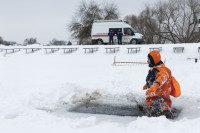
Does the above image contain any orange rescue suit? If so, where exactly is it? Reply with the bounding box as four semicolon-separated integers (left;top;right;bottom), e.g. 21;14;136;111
144;51;172;110
145;64;172;109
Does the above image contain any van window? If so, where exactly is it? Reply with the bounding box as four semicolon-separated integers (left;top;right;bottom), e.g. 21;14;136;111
109;28;122;35
124;28;134;35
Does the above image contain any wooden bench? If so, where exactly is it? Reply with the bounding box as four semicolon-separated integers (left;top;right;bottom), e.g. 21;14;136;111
23;48;41;54
198;47;200;53
3;48;22;54
127;47;141;53
173;47;184;53
83;47;99;53
43;48;60;54
61;48;78;53
105;47;120;53
149;47;162;52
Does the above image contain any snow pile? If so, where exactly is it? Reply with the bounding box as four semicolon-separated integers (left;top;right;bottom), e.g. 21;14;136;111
0;43;200;133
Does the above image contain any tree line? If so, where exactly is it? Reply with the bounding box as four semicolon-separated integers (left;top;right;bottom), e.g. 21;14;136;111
69;0;200;44
0;36;70;46
0;37;39;46
0;36;17;46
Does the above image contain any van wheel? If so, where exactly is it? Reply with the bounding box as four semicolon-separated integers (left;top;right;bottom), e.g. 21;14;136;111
130;39;137;44
97;39;103;45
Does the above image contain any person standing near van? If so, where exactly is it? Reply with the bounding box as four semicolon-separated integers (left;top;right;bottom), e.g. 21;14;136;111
108;30;115;44
143;50;174;119
117;29;123;44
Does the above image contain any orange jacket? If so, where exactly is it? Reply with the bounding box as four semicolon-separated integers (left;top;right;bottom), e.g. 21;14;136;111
145;51;172;109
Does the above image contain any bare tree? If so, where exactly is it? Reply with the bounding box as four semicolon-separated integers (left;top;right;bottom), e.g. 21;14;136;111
24;38;37;45
147;0;200;43
49;39;67;45
0;36;3;44
125;0;200;44
101;1;119;20
0;36;16;46
125;8;162;44
68;0;119;44
69;1;102;44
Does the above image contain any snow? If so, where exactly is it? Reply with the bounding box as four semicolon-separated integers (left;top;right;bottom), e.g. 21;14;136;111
0;43;200;133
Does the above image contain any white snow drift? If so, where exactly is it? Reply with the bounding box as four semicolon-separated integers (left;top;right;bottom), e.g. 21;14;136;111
0;43;200;133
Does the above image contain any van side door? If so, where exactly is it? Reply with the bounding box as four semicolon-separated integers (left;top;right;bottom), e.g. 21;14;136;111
109;28;122;43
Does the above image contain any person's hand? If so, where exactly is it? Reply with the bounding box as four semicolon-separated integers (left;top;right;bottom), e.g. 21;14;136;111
145;83;159;96
146;87;156;96
146;89;149;95
143;83;147;90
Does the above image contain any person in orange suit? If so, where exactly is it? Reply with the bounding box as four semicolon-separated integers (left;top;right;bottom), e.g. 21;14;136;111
143;50;173;119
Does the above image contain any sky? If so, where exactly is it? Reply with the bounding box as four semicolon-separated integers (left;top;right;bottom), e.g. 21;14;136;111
0;0;160;44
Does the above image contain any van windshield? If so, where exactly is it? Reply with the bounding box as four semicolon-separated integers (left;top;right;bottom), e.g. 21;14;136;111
124;28;136;35
131;28;137;33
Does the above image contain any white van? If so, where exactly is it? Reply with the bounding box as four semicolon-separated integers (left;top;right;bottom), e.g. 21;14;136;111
91;20;144;44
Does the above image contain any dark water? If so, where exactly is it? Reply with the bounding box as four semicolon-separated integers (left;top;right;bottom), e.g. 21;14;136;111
69;102;146;116
68;102;181;118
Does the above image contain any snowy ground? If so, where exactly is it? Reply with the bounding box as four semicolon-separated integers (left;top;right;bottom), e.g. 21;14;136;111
0;43;200;133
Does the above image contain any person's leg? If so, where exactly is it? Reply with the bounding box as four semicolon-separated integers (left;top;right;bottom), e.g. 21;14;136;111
149;98;163;116
147;98;173;118
109;37;111;44
162;110;174;119
111;37;114;44
160;102;174;119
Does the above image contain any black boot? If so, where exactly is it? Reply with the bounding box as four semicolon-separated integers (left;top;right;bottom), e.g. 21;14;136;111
163;110;174;119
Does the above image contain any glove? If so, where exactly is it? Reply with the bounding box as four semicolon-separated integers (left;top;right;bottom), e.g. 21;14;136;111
146;82;159;96
143;83;147;90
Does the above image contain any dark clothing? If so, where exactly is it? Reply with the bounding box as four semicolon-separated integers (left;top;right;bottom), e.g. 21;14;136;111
146;68;159;88
108;31;115;44
148;98;164;115
117;32;123;38
117;32;123;44
118;38;122;44
108;31;115;37
146;60;163;88
109;37;114;44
